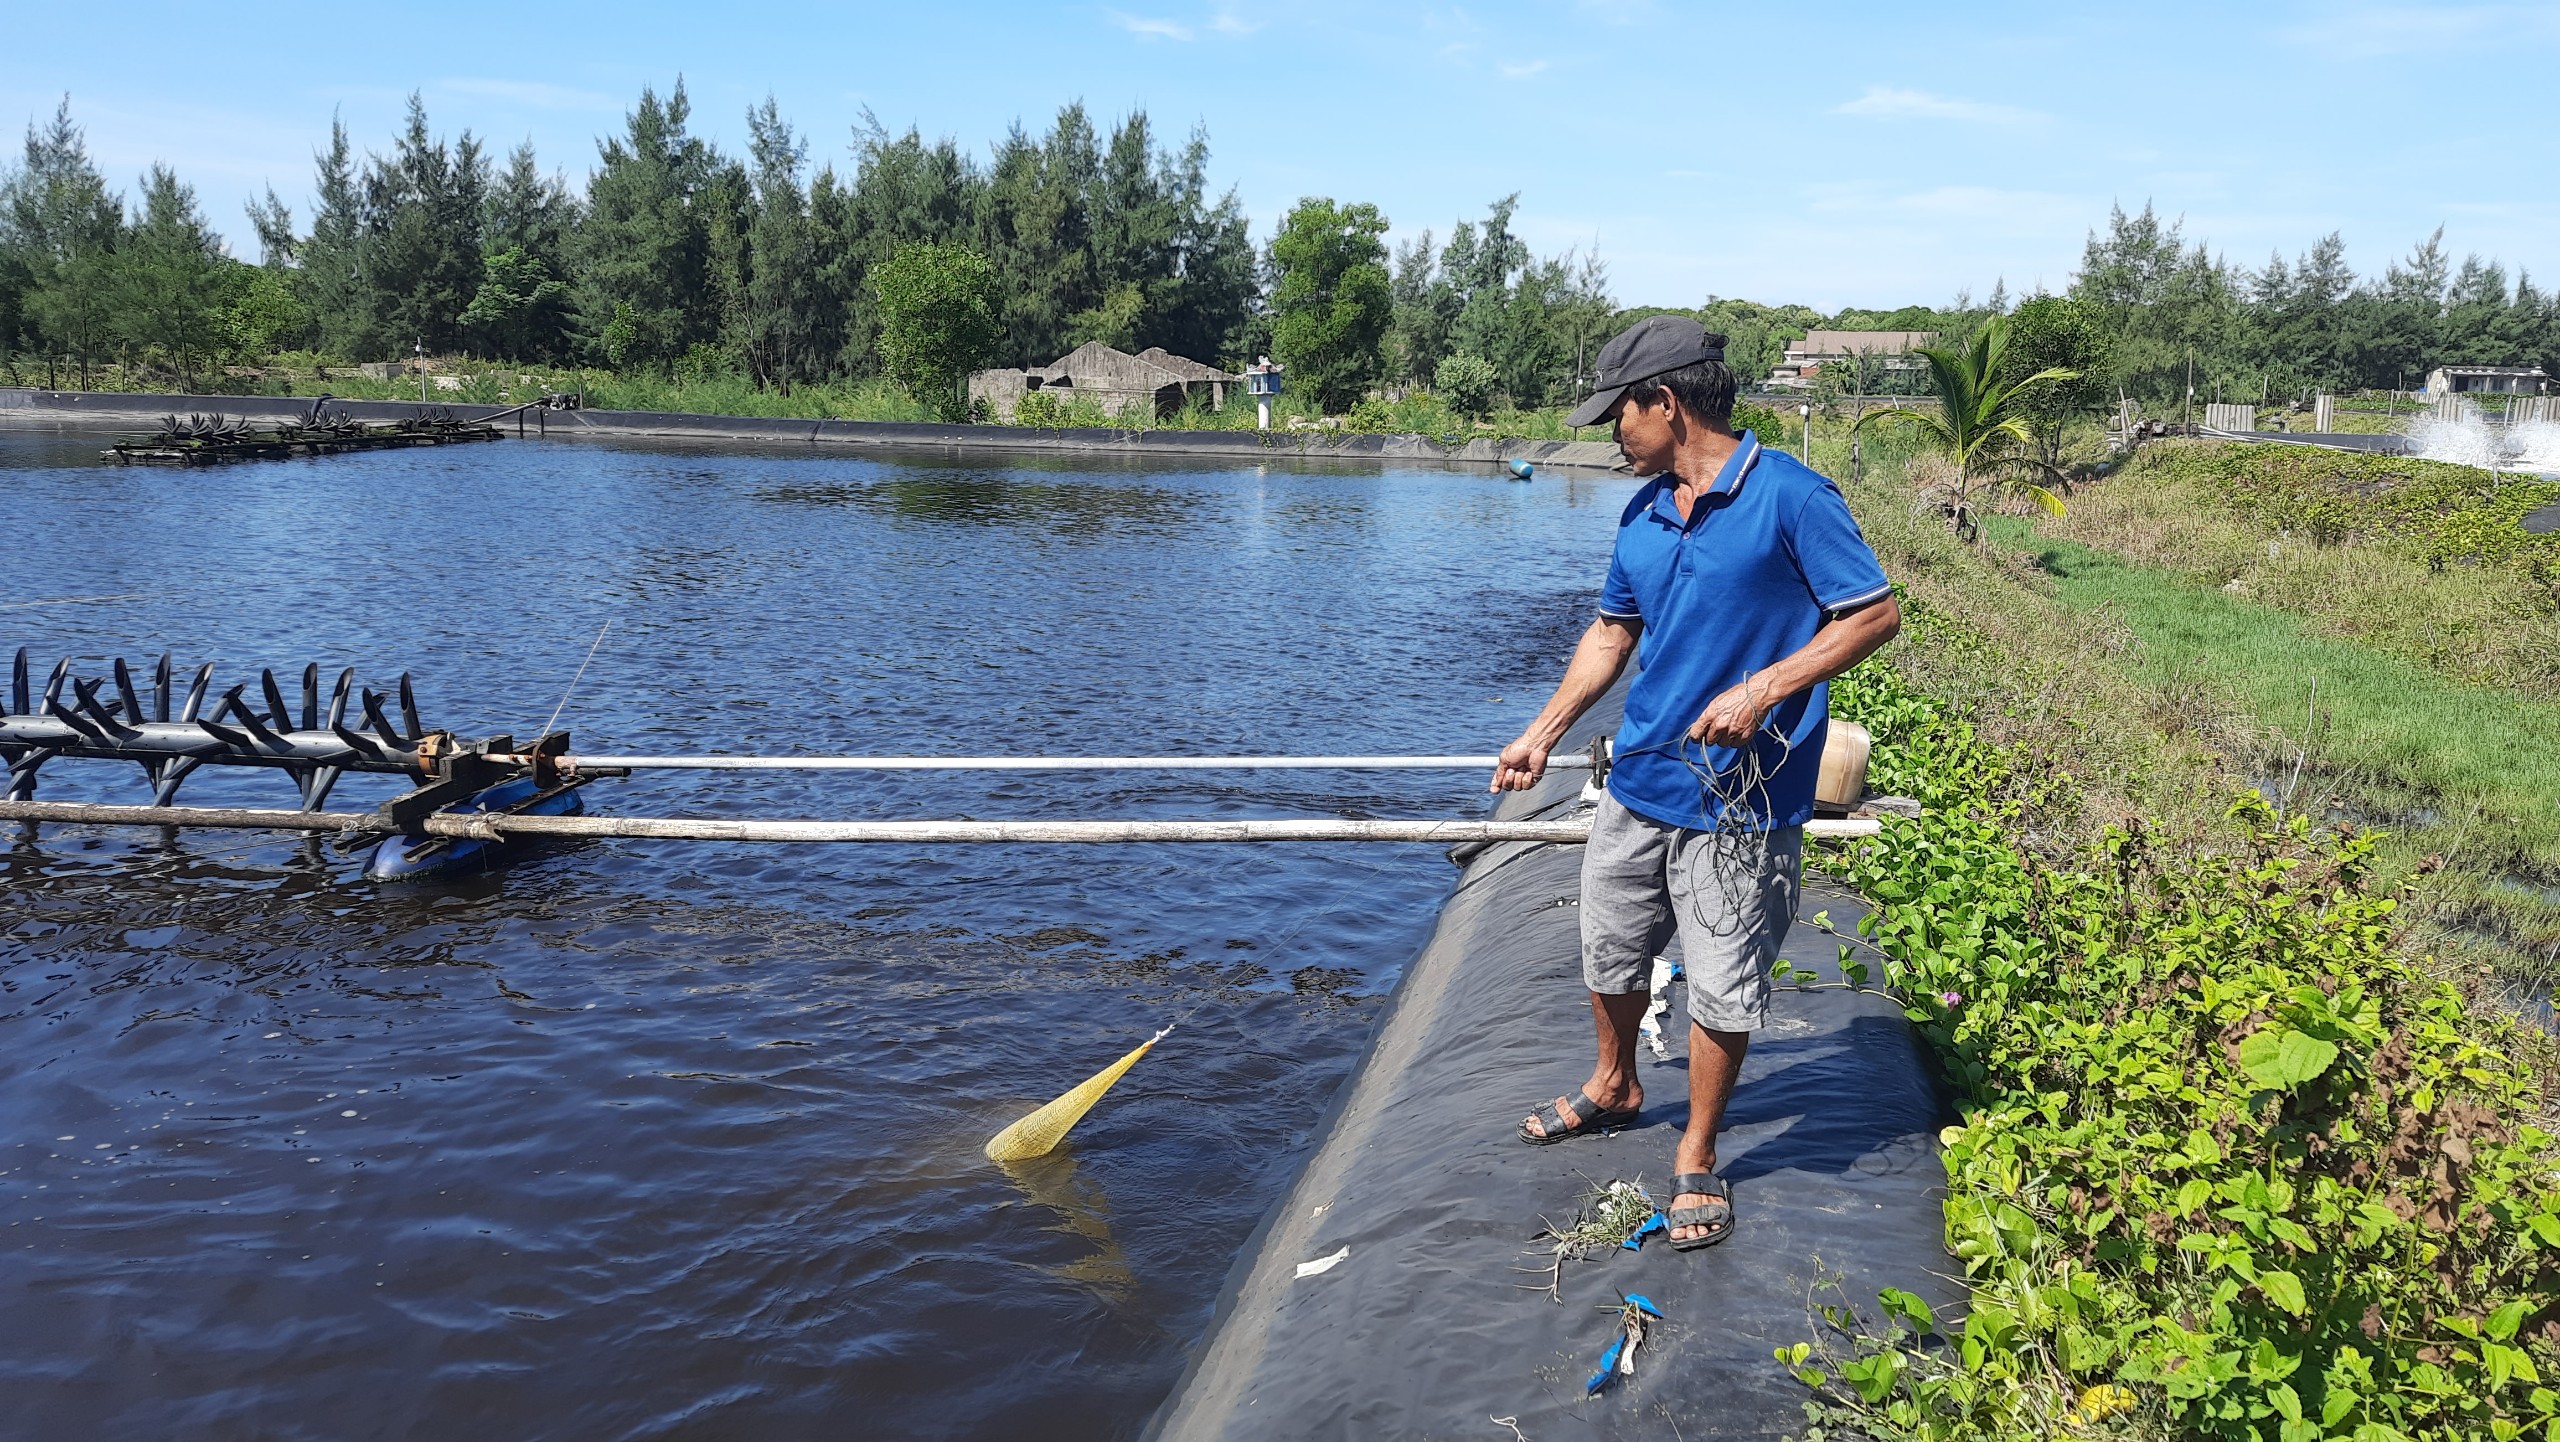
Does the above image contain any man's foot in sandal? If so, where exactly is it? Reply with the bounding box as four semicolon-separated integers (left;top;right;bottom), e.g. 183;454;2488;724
1666;1172;1732;1249
1518;1084;1640;1145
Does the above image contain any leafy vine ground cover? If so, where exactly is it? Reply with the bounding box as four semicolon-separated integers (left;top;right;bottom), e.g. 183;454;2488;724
1793;607;2560;1441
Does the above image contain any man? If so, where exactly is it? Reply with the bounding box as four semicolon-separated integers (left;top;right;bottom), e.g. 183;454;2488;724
1493;315;1899;1249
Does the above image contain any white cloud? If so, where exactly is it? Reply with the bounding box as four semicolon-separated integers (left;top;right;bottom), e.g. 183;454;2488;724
1108;11;1193;40
1498;59;1550;78
1833;86;2041;125
438;77;616;112
1209;8;1262;35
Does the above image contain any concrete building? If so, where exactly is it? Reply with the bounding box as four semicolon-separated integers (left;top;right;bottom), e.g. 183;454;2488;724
2423;364;2549;397
969;343;1236;422
1766;330;1938;389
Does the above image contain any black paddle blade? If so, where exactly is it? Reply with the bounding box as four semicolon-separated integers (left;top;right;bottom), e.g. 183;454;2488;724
111;658;142;726
261;669;291;732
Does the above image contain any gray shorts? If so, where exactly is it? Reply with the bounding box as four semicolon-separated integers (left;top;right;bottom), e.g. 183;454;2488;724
1580;792;1802;1032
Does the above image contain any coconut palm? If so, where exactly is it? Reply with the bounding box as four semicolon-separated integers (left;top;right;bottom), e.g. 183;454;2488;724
1853;316;2078;538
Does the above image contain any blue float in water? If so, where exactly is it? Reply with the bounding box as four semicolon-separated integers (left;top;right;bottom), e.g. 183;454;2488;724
365;774;585;882
1503;458;1535;481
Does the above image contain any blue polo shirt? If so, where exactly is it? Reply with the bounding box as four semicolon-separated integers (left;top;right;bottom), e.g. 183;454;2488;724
1598;431;1890;831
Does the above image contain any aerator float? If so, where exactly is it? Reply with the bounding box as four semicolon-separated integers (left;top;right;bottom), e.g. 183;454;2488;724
0;647;613;881
103;404;505;466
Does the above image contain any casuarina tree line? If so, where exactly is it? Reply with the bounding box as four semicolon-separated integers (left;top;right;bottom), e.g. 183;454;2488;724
2;89;2549;423
0;87;1624;419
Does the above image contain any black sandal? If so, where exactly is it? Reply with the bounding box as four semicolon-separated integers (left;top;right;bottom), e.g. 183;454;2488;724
1666;1173;1732;1250
1517;1088;1638;1146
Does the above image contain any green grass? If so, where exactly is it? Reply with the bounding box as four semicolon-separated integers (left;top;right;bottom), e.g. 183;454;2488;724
1993;515;2560;980
2048;452;2560;701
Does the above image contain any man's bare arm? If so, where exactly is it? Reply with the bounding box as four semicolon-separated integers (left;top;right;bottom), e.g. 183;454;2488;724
1689;595;1901;746
1492;615;1642;792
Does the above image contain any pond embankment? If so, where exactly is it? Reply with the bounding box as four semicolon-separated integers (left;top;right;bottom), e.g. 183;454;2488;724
2023;438;2560;988
1149;684;1953;1441
0;387;1631;473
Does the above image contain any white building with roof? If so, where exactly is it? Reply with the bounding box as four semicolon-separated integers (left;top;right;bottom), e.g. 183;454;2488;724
1767;330;1937;389
2423;364;2549;397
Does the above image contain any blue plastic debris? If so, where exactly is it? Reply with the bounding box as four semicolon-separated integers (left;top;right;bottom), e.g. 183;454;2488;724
1504;458;1535;480
1584;1332;1627;1395
1586;1294;1666;1395
1621;1212;1666;1250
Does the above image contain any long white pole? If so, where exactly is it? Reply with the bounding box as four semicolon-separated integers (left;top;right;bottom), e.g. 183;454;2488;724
567;753;1592;772
0;799;1880;844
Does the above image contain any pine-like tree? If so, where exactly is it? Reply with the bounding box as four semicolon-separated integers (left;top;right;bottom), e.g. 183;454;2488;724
9;97;124;386
577;81;727;369
112;164;233;390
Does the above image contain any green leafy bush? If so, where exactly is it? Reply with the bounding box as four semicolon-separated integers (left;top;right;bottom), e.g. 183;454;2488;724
1009;388;1115;430
1343;398;1395;433
1798;604;2560;1441
1435;353;1499;418
1013;390;1064;429
872;241;1002;422
1734;399;1789;441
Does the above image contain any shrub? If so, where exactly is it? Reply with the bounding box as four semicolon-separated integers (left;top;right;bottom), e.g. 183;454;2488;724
1733;399;1789;440
1793;602;2560;1442
872;241;1002;422
1344;398;1394;433
1009;388;1116;430
1013;390;1063;429
1435;353;1499;418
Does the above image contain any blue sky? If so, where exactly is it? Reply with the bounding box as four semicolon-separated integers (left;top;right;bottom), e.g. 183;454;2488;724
8;2;2557;311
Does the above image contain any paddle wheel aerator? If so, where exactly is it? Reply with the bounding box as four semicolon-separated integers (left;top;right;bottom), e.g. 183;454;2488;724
0;647;615;880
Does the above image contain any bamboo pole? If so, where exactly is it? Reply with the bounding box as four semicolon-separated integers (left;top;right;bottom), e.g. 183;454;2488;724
0;800;1882;844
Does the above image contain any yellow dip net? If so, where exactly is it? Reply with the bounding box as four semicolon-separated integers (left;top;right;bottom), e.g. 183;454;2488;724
983;1025;1172;1162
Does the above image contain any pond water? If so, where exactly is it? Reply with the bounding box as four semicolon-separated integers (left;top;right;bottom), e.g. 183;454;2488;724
0;431;1624;1441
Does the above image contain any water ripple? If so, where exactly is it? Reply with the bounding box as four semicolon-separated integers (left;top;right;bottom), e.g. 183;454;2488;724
0;431;1624;1439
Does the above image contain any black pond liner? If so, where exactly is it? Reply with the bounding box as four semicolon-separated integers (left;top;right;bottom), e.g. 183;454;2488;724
1147;684;1958;1440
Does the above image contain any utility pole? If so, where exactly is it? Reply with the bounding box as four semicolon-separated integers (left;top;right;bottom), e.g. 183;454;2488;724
1799;402;1812;463
416;339;426;406
2185;347;2195;428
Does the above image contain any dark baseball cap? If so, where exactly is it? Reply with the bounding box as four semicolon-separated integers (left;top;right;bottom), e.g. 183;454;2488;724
1562;315;1727;428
